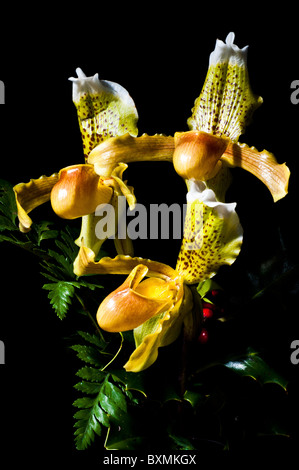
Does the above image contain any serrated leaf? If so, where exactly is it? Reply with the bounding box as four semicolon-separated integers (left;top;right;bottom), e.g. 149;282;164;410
0;179;17;223
43;281;76;319
76;366;106;382
77;331;106;349
75;381;103;394
73;396;96;409
47;249;75;278
0;215;18;231
224;350;288;390
73;386;111;450
71;344;104;367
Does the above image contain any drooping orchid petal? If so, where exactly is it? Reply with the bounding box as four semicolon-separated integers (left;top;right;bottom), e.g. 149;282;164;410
69;68;139;162
87;131;290;202
88;133;174;175
176;181;243;284
14;174;59;232
188;32;263;142
74;163;136;258
221;141;290;202
124;284;192;373
73;244;178;280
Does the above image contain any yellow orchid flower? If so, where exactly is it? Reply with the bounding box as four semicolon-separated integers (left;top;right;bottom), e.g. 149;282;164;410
73;33;290;374
73;246;193;372
88;33;289;203
87;32;290;282
13;69;138;257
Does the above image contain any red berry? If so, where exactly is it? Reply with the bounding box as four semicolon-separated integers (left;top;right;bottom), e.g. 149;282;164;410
202;307;214;319
211;289;220;297
198;328;209;344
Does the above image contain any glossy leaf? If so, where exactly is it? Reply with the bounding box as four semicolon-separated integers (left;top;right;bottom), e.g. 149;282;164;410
224;350;288;390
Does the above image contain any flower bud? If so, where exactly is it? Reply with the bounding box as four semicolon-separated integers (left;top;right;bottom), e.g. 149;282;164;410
173;131;228;181
50;164;113;219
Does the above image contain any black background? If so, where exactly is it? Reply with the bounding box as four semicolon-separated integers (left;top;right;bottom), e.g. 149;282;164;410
0;6;299;465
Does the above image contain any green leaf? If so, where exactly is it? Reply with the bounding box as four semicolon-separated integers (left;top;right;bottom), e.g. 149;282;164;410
76;366;106;382
73;373;129;450
30;220;59;246
71;344;105;367
99;377;127;420
168;434;196;450
74;381;103;394
183;389;205;409
105;422;146;450
110;369;147;397
224;350;288;390
197;278;221;300
47;249;75;278
0;179;17;223
77;330;106;349
43;281;77;319
0;215;17;231
73;393;110;450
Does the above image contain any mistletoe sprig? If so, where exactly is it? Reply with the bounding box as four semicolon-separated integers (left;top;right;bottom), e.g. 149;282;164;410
1;32;293;451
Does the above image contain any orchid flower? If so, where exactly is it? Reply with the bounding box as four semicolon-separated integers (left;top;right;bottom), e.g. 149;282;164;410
73;33;290;373
12;34;290;375
13;68;138;256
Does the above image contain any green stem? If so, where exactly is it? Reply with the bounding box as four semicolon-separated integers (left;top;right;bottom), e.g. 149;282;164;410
75;293;105;342
178;286;203;397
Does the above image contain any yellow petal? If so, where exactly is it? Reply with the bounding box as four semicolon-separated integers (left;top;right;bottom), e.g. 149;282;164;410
109;163;136;210
73;244;178;280
124;284;192;372
97;265;178;332
221;142;290;202
13;174;59;232
88;133;175;175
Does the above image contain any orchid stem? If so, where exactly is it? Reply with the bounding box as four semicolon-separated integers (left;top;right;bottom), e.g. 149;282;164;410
75;293;105;342
178;286;203;397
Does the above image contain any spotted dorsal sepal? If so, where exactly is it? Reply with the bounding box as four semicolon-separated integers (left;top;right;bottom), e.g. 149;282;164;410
69;68;138;160
187;32;263;142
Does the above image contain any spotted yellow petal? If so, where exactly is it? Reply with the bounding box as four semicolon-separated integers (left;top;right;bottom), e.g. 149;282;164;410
188;32;262;142
176;181;243;284
69;68;138;162
13;174;59;232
